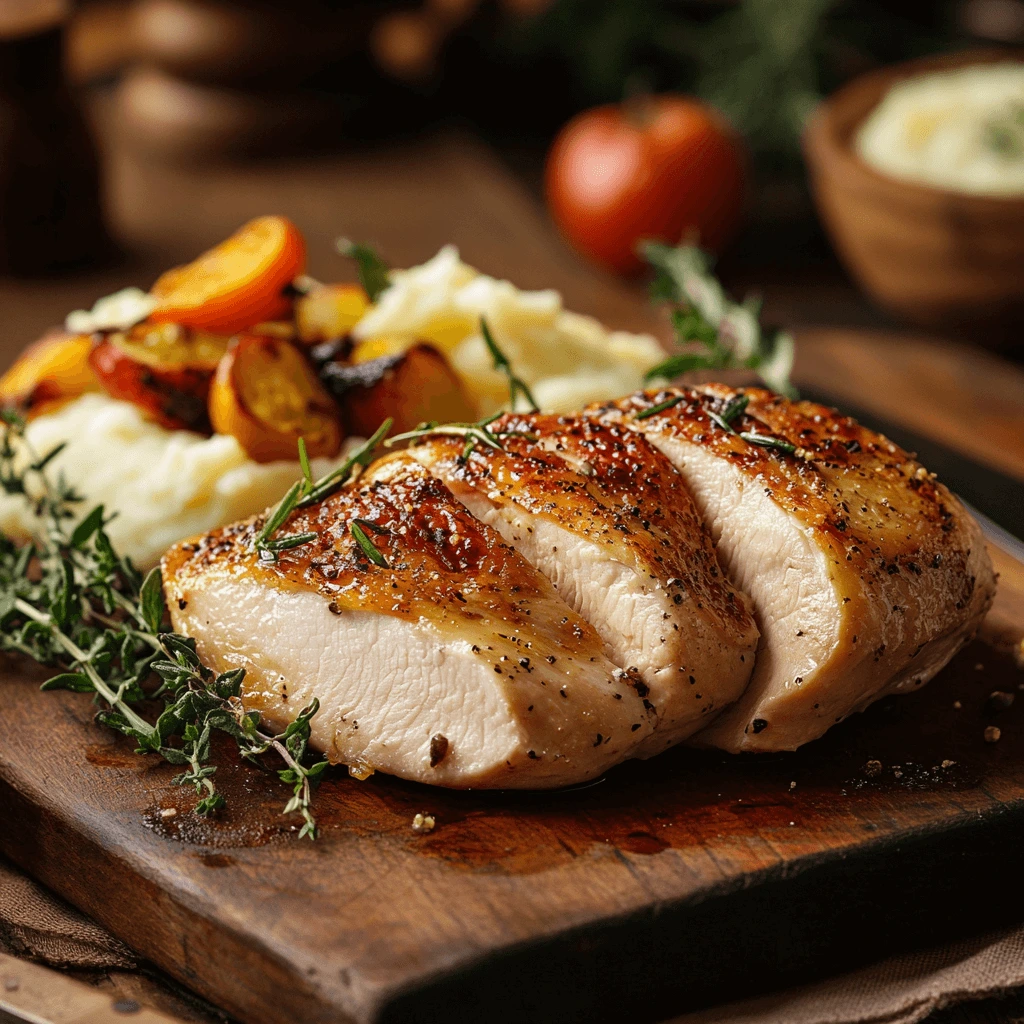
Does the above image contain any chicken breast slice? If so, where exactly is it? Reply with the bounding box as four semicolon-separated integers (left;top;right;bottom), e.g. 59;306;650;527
162;453;654;788
591;385;996;753
406;413;758;755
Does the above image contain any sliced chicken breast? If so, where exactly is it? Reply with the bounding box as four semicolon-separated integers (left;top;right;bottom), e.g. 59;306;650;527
406;413;759;754
163;453;654;788
591;385;996;753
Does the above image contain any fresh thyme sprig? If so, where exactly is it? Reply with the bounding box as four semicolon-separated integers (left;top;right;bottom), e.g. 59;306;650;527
253;421;392;559
336;238;391;303
642;242;796;398
0;415;330;837
480;316;538;413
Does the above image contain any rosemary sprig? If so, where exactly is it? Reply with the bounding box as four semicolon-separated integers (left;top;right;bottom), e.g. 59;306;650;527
337;238;391;303
738;432;796;455
0;417;329;836
385;414;536;461
708;393;750;434
350;519;389;567
253;420;392;559
635;395;686;420
641;242;796;398
480;316;538;413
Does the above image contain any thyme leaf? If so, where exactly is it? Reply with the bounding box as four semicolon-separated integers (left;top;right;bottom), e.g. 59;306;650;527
0;417;329;836
480;316;538;412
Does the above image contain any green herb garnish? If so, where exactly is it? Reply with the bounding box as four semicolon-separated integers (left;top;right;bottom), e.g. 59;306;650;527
708;393;750;433
738;431;796;455
385;413;535;460
635;394;687;420
983;103;1024;159
481;316;538;413
0;417;329;837
642;242;796;398
350;519;389;567
253;420;392;559
337;239;391;303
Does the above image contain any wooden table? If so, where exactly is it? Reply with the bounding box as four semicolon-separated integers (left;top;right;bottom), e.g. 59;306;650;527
2;131;1024;1024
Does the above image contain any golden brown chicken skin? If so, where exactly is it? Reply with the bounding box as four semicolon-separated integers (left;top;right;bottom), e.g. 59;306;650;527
163;453;654;788
590;385;996;752
406;412;758;755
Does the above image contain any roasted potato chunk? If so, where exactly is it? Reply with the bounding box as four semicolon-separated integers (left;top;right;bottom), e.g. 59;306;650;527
89;321;231;432
0;329;101;413
320;343;475;436
295;283;369;344
209;335;343;462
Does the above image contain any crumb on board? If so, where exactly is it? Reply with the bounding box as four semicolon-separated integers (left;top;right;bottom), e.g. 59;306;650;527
412;812;436;834
942;759;956;768
863;760;882;777
789;781;797;791
159;807;177;819
989;690;1015;710
985;725;1002;744
953;701;962;709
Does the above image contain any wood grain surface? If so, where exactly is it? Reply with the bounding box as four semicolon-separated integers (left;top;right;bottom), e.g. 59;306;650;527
1;135;1024;1024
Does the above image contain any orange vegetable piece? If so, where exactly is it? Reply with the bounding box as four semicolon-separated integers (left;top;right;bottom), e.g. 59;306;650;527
150;216;306;334
209;335;342;463
0;329;101;412
89;322;231;432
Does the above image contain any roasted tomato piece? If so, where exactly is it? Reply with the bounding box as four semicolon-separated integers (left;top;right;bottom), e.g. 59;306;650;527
0;329;101;413
209;335;343;462
296;283;370;344
150;216;306;334
320;343;475;437
89;321;231;432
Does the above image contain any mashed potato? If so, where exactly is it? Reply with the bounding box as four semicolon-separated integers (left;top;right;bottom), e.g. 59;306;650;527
0;394;351;569
856;63;1024;196
353;246;664;415
2;249;663;569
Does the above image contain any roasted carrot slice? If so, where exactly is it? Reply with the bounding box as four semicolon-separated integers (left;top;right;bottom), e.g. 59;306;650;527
0;329;101;412
209;335;343;462
150;216;306;334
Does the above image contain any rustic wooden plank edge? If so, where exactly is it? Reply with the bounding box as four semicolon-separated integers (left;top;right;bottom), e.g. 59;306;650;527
379;805;1024;1024
0;779;339;1024
5;754;1024;1024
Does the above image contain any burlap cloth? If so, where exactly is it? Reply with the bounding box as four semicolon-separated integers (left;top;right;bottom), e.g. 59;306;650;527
3;854;1024;1024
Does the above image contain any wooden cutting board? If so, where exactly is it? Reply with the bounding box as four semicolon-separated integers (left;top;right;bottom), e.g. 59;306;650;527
2;136;1024;1024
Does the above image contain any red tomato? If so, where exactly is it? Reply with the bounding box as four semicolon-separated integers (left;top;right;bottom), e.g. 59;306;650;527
545;96;747;275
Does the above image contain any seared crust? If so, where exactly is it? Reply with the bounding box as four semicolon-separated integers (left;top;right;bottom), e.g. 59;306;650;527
496;412;757;640
405;412;758;749
164;453;653;786
591;385;997;751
